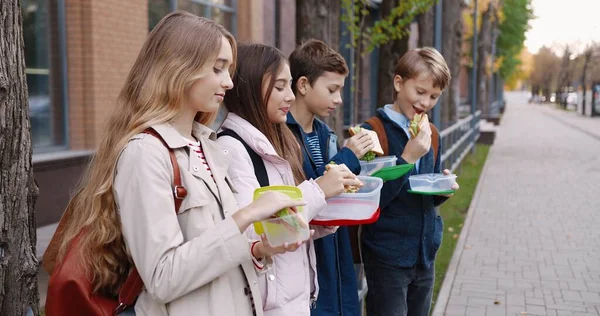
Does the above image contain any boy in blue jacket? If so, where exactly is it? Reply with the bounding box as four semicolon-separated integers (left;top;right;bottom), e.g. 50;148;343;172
361;47;460;316
287;39;374;316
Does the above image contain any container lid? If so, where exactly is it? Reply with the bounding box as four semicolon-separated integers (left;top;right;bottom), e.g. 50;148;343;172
407;189;456;195
359;155;397;164
408;173;457;183
253;186;302;234
371;163;414;181
253;185;302;200
333;176;383;198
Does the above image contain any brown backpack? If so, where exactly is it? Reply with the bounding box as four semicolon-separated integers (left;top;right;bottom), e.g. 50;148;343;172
348;116;440;264
43;128;187;315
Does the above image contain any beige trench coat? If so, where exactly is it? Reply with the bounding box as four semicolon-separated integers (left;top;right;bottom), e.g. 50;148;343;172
114;122;263;315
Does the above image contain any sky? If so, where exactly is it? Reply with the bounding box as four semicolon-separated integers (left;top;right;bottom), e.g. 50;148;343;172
524;0;600;55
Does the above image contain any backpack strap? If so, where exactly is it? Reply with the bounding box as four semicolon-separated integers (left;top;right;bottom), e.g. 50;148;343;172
429;123;439;166
218;129;270;187
365;116;389;157
143;128;187;212
365;116;439;166
115;128;188;314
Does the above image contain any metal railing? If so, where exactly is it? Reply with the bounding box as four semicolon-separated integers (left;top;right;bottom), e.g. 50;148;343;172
440;110;482;173
490;100;503;115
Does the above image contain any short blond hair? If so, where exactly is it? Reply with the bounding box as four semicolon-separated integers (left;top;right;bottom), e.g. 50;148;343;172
393;47;451;100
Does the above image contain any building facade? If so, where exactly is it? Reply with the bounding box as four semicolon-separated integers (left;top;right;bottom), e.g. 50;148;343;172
27;0;297;228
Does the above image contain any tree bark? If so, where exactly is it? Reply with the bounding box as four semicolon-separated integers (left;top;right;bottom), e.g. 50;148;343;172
441;0;464;127
376;0;409;108
418;5;435;48
557;47;572;108
0;1;41;315
296;0;344;137
476;2;493;114
580;48;593;107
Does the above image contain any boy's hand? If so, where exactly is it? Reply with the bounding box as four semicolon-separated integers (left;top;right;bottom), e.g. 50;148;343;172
345;131;374;158
401;114;432;163
438;169;460;197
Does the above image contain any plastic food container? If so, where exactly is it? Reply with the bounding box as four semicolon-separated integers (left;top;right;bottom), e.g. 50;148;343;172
311;176;383;226
259;208;310;247
408;173;457;193
252;186;309;247
359;156;397;176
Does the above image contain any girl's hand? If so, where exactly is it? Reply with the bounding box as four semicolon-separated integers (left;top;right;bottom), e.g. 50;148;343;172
317;164;363;199
253;230;315;257
233;192;306;232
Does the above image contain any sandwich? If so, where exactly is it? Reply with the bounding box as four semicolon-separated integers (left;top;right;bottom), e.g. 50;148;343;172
348;126;384;162
409;114;426;139
325;162;360;193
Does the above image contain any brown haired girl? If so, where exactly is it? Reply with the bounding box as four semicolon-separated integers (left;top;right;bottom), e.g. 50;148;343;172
217;43;361;315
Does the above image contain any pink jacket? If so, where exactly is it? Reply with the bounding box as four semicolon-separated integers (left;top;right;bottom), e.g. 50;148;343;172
217;113;331;316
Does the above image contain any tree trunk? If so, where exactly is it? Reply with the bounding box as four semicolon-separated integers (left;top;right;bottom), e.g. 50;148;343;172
418;5;435;47
376;0;409;108
557;48;572;108
476;3;493;114
440;0;464;127
581;49;592;108
0;1;40;315
296;0;344;137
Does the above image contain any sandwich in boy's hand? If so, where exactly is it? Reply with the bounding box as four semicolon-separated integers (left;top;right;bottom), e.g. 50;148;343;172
409;113;427;139
348;126;384;162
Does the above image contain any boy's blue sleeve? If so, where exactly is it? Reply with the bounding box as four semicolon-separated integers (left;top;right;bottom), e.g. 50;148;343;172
433;133;449;206
360;123;411;210
316;146;361;176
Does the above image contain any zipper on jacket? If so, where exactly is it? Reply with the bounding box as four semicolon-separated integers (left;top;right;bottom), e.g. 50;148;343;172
310;294;317;309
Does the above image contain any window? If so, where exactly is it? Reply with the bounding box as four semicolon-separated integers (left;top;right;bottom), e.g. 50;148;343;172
149;0;237;34
148;0;173;30
22;0;67;151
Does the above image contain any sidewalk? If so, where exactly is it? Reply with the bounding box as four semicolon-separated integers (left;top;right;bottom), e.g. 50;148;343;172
434;93;600;316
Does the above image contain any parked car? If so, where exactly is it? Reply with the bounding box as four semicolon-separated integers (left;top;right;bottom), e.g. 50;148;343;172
567;92;578;106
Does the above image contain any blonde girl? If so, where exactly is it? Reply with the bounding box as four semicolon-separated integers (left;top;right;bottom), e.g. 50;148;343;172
45;12;303;316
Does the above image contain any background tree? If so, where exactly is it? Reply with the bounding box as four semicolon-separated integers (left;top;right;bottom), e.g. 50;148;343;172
296;0;344;136
441;0;467;127
579;45;594;107
375;0;410;108
504;48;533;90
495;0;534;86
0;0;41;315
529;46;560;101
475;0;497;115
342;0;435;122
556;45;573;108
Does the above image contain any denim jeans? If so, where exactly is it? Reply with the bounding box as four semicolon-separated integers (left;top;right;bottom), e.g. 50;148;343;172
363;247;435;316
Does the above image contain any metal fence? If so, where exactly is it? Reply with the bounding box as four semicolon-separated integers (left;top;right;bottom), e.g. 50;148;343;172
440;110;482;173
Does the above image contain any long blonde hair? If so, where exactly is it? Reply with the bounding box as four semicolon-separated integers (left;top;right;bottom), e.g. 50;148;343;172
56;11;237;296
